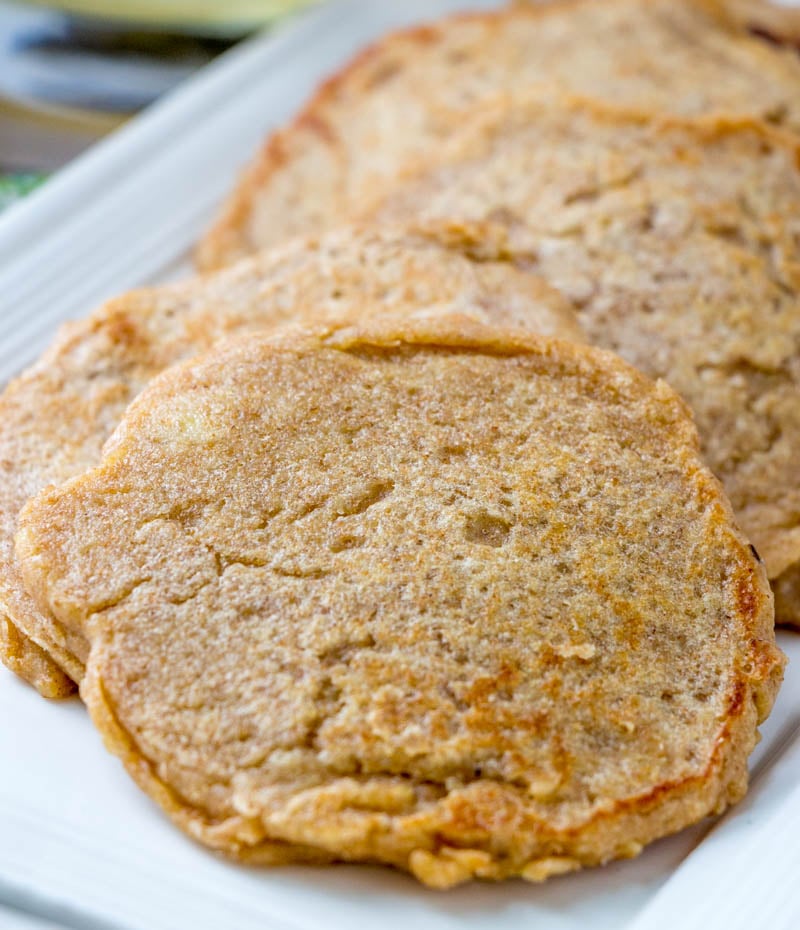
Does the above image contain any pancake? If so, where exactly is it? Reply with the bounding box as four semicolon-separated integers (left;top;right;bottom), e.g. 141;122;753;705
0;222;581;698
197;0;800;270
15;316;783;886
723;0;800;46
367;95;800;626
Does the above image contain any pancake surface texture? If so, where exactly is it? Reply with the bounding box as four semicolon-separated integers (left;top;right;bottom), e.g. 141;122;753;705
198;0;800;268
16;318;782;886
0;223;580;697
369;96;800;625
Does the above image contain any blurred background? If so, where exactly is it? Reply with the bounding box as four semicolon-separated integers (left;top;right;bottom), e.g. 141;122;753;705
0;0;316;211
2;0;799;215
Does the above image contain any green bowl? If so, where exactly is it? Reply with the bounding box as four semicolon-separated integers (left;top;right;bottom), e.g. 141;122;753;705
23;1;317;35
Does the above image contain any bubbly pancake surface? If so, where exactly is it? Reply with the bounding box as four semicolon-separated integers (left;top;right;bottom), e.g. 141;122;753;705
16;318;782;886
198;0;800;268
0;223;580;696
368;96;800;625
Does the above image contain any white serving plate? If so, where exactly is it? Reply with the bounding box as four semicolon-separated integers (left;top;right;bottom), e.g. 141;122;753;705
0;2;799;928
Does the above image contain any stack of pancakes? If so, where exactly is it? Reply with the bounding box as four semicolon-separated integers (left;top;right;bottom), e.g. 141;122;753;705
3;0;799;889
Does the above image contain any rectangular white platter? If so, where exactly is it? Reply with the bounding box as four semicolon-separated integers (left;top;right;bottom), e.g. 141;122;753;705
1;2;800;928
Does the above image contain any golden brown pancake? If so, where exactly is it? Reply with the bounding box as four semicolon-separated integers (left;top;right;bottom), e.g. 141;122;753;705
198;0;800;269
16;317;783;886
723;0;800;46
367;95;800;625
0;223;581;697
